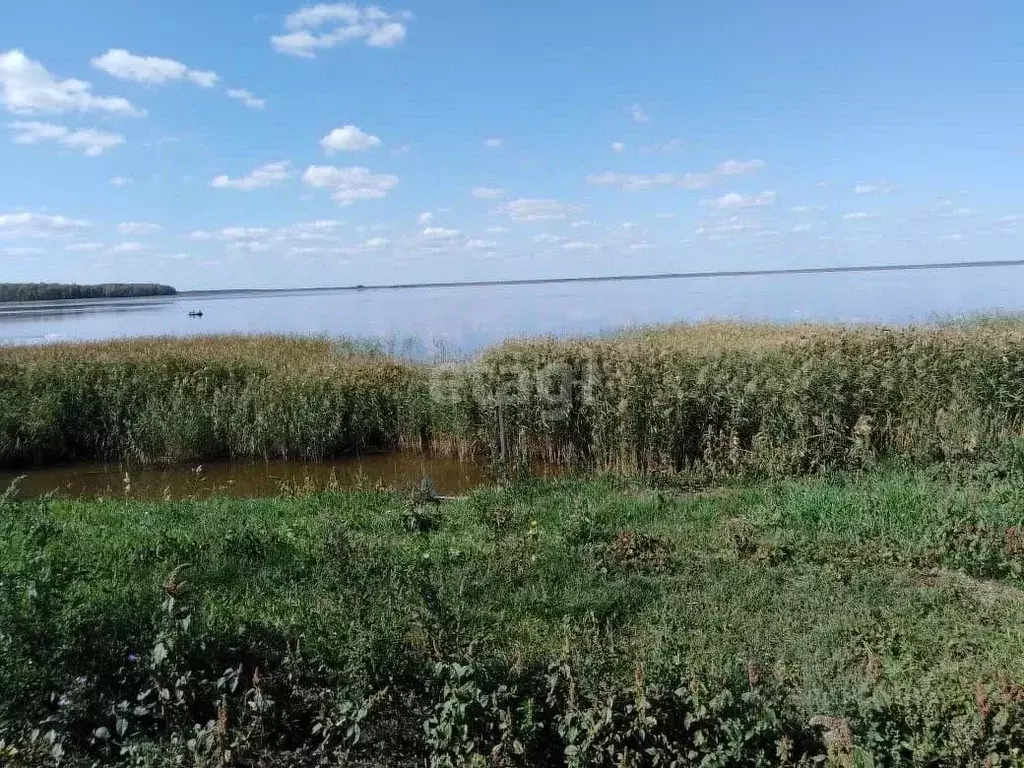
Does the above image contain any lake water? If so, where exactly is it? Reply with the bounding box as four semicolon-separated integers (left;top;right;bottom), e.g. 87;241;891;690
0;453;566;500
3;266;1024;354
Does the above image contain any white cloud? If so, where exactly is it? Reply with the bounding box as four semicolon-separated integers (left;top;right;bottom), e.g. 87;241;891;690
715;159;764;176
1000;215;1020;223
0;50;142;116
587;171;677;191
791;223;813;233
701;190;777;210
501;198;582;221
0;211;91;238
418;211;434;224
627;103;649;123
116;221;162;235
302;165;399;205
110;175;132;186
272;4;411;57
611;141;625;153
621;221;638;230
485;225;509;234
588;159;763;192
471;186;505;199
110;241;152;253
363;236;389;247
842;211;877;220
562;241;597;251
854;182;895;195
422;226;461;240
91;49;218;88
814;180;835;188
569;220;592;228
532;233;565;244
226;88;265;109
629;242;654;250
1;246;45;256
211;161;291;190
8;121;124;156
937;233;963;242
791;204;826;213
65;242;105;252
466;239;498;249
320;124;381;153
483;137;503;148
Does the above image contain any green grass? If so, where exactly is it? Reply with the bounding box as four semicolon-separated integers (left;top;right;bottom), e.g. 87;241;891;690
6;467;1024;763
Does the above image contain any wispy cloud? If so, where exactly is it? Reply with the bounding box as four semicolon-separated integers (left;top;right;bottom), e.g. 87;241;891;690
273;4;412;57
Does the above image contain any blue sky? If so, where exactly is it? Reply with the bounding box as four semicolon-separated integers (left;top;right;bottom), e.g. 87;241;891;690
0;0;1022;290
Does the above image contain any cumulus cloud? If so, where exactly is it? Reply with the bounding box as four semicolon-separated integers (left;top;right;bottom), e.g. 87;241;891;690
226;88;266;109
302;165;399;205
791;204;826;213
0;211;91;238
471;186;505;199
418;212;434;224
627;103;649;123
110;175;132;186
500;198;582;221
65;241;105;251
532;233;565;244
91;49;218;87
611;141;625;153
321;124;381;153
937;233;963;242
0;50;142;116
466;239;498;249
272;3;411;57
842;211;877;220
569;220;592;229
485;225;509;234
210;161;291;190
8;121;124;155
363;237;389;247
483;137;503;148
562;241;598;251
116;221;162;235
700;190;777;210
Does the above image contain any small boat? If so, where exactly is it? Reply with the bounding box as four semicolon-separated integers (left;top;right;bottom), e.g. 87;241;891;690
188;310;203;318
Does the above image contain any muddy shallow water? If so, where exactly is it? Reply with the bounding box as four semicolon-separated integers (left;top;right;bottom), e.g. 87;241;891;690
0;453;527;501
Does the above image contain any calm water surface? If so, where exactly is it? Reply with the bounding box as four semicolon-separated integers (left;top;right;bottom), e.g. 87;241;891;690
3;269;1024;354
0;453;544;500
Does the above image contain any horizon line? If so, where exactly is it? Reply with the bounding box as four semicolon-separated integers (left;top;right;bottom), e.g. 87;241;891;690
180;258;1024;295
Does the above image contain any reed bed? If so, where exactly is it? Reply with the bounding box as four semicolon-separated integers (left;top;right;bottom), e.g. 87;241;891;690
6;323;1024;474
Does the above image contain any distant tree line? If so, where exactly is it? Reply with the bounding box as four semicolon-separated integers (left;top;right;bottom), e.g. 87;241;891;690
0;283;177;302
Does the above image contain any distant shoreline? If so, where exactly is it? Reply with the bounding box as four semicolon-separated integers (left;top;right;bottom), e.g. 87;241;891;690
0;283;176;303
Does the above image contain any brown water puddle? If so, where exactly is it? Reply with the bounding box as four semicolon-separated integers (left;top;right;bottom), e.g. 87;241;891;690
0;453;514;501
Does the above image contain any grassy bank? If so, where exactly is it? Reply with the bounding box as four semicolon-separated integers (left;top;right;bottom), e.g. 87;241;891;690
5;323;1024;475
4;467;1024;763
